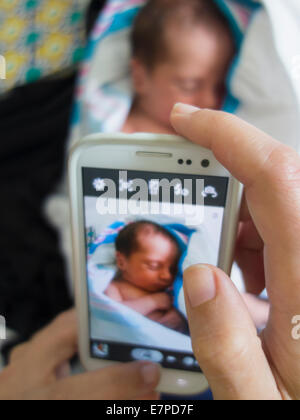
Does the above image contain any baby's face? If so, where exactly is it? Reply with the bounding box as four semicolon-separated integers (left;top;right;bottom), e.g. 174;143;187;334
117;233;179;292
132;24;234;131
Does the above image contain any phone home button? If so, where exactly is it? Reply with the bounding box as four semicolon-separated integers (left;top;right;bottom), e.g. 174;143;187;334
131;348;164;363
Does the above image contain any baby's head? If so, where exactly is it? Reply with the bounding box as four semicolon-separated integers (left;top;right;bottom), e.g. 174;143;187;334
115;221;181;292
131;0;235;130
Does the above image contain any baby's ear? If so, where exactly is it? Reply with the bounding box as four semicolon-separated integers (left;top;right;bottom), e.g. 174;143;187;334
116;251;127;270
130;58;149;94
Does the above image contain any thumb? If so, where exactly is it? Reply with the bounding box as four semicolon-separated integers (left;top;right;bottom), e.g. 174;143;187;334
184;265;280;400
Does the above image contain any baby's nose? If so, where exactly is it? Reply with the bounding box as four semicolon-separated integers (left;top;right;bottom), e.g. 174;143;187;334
160;268;173;281
197;89;221;110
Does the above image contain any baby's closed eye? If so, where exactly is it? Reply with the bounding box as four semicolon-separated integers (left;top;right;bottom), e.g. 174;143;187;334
175;79;204;94
146;263;161;271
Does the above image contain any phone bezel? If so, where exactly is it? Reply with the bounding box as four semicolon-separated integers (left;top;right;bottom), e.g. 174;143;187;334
69;133;242;396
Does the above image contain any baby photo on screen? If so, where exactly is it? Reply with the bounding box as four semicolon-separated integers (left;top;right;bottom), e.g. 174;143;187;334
105;220;189;334
84;195;222;353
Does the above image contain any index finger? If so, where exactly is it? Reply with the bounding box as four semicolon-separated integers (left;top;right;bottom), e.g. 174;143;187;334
171;104;300;309
171;104;300;247
171;104;286;188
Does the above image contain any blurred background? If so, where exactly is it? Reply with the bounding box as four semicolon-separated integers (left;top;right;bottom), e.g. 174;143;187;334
0;0;299;376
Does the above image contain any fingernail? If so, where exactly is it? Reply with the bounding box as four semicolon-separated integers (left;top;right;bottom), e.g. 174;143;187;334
184;265;216;307
140;363;161;386
173;103;201;115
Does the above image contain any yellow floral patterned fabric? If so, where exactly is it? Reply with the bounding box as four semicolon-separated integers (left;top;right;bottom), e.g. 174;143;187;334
0;0;91;93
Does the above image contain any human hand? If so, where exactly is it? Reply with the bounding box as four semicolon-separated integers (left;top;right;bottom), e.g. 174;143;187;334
0;310;160;400
242;293;269;329
158;308;188;333
153;292;173;312
171;104;300;400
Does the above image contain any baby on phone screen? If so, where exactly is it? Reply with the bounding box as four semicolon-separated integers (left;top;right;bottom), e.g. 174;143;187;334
104;221;188;333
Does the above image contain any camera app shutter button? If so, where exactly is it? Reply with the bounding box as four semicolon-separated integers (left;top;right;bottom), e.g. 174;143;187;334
131;348;164;363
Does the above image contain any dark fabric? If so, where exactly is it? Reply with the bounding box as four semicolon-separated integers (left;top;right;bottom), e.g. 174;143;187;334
0;0;107;359
86;0;107;34
0;75;75;354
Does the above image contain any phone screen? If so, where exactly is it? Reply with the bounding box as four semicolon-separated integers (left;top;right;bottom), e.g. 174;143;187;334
82;167;228;372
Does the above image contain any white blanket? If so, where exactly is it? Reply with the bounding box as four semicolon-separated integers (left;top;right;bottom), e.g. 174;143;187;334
88;261;193;351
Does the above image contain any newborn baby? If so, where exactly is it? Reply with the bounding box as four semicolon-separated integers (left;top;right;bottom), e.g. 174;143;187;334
123;0;235;134
105;221;188;333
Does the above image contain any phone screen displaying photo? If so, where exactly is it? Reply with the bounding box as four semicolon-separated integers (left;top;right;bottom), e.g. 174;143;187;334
82;168;228;372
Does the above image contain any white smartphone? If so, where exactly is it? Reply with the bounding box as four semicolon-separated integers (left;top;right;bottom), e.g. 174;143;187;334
69;133;242;396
